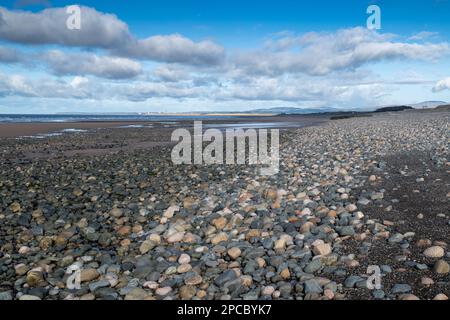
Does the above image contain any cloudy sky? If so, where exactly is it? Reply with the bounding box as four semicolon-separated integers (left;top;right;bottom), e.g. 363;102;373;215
1;0;450;113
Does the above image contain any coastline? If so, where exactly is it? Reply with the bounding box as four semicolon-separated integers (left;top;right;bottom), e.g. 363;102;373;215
0;115;328;139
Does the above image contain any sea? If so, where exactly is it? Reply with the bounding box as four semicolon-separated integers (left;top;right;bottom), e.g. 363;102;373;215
0;114;238;123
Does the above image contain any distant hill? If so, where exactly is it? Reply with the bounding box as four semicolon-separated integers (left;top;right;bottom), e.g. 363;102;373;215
434;104;450;111
374;106;414;113
409;101;447;109
246;107;337;114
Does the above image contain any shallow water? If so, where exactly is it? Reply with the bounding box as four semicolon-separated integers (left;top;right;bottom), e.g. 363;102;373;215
0;114;239;123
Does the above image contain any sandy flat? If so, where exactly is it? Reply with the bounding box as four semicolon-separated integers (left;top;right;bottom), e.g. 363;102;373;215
0;122;155;138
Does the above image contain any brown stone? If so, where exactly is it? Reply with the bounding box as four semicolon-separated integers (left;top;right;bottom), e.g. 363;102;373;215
117;226;131;237
313;243;332;256
211;232;228;245
227;247;242;260
80;268;100;282
280;268;291;280
212;217;227;230
434;260;450;274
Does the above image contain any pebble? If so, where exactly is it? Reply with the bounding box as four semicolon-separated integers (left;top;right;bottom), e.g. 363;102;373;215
15;264;29;276
304;259;323;274
313;243;332;256
212;217;227;229
423;246;445;258
421;277;434;286
80;269;100;283
155;287;172;296
185;274;203;286
215;270;237;286
304;279;323;294
433;260;450;274
163;206;180;218
178;253;191;265
262;286;275;296
110;208;123;218
19;295;41;301
211;232;228;245
433;294;448;300
26;270;44;287
391;284;412;294
167;232;185;243
179;285;196;299
139;240;156;254
227;247;242;260
372;290;385;299
0;292;13;300
399;294;420;300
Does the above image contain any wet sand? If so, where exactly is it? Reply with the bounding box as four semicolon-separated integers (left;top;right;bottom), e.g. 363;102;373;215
0;122;154;138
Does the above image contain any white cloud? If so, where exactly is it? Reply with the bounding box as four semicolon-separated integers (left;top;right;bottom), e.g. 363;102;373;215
0;6;225;66
432;77;450;92
0;6;131;48
70;76;89;88
153;65;190;82
118;82;208;102
234;27;450;76
0;46;20;63
408;31;439;41
1;8;449;112
0;72;94;99
42;50;142;79
121;34;225;66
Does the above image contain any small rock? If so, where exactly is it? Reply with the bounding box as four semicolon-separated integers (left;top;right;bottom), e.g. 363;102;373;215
215;270;237;286
304;279;323;294
262;286;275;296
212;217;227;230
0;291;13;300
280;268;291;280
423;246;445;258
421;277;434;286
125;288;149;300
177;264;192;273
26;270;44;287
15;264;29;276
227;247;241;260
110;208;123;218
400;294;420;300
167;232;185;243
178;253;191;265
179;285;196;299
19;295;41;301
433;260;450;274
313;243;332;256
80;268;100;282
211;232;228;245
10;202;21;213
156;287;172;296
391;284;412;294
139;240;156;255
163;206;180;218
185;274;203;286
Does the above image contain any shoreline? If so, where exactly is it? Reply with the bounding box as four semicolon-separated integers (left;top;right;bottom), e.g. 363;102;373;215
0;115;328;139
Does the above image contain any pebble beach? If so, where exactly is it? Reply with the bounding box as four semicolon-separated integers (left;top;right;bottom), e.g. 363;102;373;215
0;111;449;301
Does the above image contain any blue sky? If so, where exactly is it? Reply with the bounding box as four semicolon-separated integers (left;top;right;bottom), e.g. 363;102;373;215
1;0;450;113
